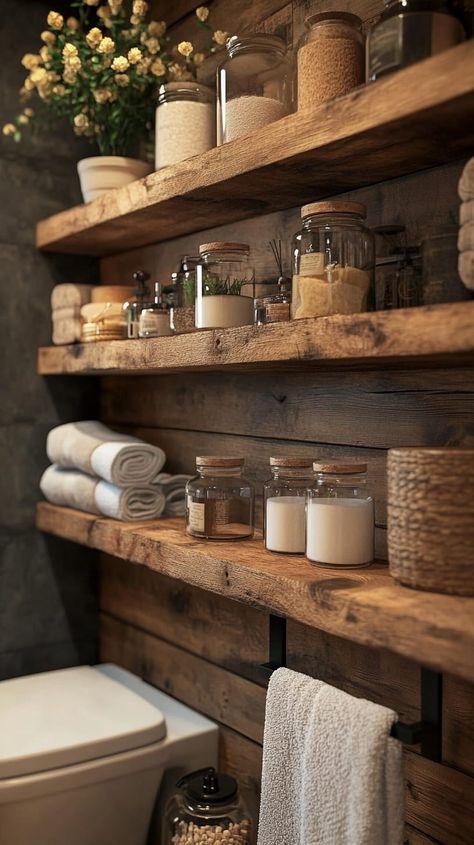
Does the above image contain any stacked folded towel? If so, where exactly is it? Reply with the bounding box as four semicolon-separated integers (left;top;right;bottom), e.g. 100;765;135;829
51;284;92;346
458;158;474;290
41;421;168;521
154;472;192;516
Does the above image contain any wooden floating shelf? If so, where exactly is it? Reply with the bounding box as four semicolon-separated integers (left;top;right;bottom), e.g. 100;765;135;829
37;502;474;682
36;44;474;257
37;303;474;376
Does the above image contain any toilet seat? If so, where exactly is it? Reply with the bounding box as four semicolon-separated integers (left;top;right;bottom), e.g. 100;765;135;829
0;665;166;779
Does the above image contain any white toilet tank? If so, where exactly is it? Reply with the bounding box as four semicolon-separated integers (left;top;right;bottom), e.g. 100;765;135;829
0;663;218;845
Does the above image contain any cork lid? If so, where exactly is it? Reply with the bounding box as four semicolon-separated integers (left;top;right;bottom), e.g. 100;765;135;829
301;201;366;219
313;461;367;474
196;456;244;467
270;456;314;468
199;242;250;254
305;11;362;28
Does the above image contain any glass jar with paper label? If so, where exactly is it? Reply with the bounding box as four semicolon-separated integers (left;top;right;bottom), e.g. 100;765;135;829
264;456;314;554
291;201;374;319
306;462;374;567
185;456;254;540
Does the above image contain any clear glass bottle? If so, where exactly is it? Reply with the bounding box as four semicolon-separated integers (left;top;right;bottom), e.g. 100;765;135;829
367;0;465;82
195;242;255;329
155;81;215;169
163;768;254;845
291;201;374;319
186;457;254;540
170;255;199;333
138;282;172;338
297;12;364;110
306;462;374;567
123;270;151;339
264;457;314;554
217;34;293;145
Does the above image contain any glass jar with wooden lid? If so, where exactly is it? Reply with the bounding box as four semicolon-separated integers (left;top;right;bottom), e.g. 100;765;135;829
185;456;254;540
291;201;374;319
195;242;255;329
297;12;364;110
306;461;374;567
264;456;314;554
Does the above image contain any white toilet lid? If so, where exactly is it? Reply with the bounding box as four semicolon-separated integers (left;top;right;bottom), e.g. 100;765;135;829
0;665;166;778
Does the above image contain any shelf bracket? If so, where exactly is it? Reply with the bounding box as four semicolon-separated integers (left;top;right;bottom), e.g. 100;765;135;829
261;614;443;761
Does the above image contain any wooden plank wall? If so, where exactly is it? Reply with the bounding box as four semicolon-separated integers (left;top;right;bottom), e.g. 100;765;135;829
98;0;474;841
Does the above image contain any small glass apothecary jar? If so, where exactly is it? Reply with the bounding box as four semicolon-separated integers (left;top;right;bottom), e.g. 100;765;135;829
170;255;199;333
297;12;364;110
306;462;374;567
163;768;254;845
155;81;215;170
291;201;374;319
195;242;255;329
186;457;254;540
366;0;465;82
264;457;314;554
138;283;172;338
217;34;293;145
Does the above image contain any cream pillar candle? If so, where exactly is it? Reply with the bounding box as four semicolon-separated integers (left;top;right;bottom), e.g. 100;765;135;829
306;497;374;566
265;496;306;553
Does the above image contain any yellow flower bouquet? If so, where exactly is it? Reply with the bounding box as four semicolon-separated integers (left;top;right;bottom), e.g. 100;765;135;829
4;1;226;157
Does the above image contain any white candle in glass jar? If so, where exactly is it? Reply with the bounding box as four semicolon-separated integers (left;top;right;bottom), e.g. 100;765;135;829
306;497;374;566
265;496;306;554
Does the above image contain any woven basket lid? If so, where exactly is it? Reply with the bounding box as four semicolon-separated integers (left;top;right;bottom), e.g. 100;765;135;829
270;456;314;467
196;456;244;467
301;201;366;219
199;242;250;254
313;461;367;474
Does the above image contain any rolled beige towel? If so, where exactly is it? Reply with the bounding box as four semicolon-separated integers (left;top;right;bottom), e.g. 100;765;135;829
458;251;474;290
458;220;474;252
52;305;82;345
46;420;166;485
51;283;93;310
460;199;474;226
458;157;474;202
40;465;166;521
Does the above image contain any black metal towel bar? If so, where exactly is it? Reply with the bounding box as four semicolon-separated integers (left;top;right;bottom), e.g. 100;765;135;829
261;614;442;762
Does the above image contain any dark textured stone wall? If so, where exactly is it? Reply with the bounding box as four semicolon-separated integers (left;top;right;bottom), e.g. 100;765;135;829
0;0;99;679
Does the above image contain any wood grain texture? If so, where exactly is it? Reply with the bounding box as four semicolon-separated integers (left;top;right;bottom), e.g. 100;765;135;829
36;44;474;256
101;612;474;844
37;503;474;681
37;302;474;375
100;368;474;450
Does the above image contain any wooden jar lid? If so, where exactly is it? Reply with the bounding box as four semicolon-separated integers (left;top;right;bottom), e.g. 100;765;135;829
270;456;313;467
388;448;474;596
199;242;249;254
313;462;367;474
196;456;244;467
91;285;134;303
301;201;366;219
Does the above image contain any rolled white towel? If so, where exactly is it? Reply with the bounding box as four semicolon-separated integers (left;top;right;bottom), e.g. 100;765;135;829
460;199;474;226
40;465;165;521
52;316;82;345
459;251;474;290
459;157;474;202
154;472;192;517
46;421;166;486
51;283;93;310
458;220;474;252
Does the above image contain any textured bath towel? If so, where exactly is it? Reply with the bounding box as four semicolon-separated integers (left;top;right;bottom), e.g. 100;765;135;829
51;283;93;310
52;306;82;345
40;465;166;521
154;472;192;516
257;668;404;845
458;220;474;253
47;421;166;486
459;157;474;202
459;251;474;290
460;199;474;226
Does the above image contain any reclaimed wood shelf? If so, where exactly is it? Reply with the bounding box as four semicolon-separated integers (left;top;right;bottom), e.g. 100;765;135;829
38;302;474;375
37;501;474;682
36;43;474;257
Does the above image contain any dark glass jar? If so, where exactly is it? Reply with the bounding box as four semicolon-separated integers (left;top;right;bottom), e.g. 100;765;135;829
367;0;465;82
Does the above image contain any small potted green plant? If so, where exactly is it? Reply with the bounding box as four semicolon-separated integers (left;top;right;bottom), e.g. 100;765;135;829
3;1;226;203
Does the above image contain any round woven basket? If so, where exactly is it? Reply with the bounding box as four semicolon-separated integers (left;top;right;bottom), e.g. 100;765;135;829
387;448;474;596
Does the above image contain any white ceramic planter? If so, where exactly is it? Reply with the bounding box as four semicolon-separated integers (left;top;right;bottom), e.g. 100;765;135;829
195;294;255;329
77;156;153;203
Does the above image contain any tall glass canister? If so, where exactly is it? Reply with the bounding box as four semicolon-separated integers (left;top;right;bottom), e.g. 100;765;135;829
291;201;374;319
195;242;255;329
155;82;215;169
217;34;293;144
264;457;314;554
